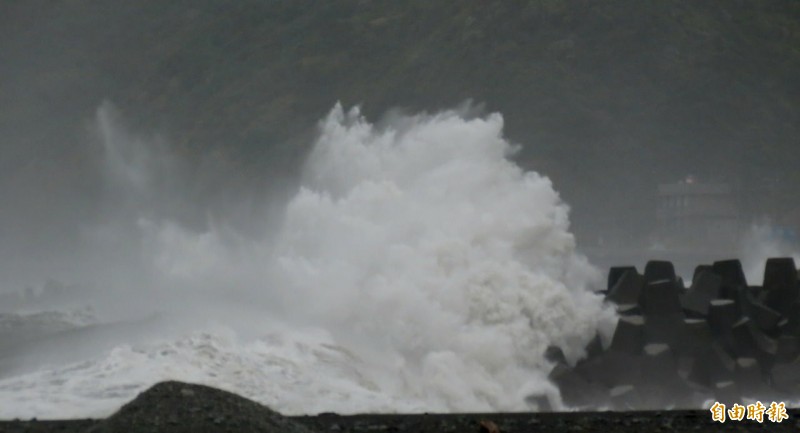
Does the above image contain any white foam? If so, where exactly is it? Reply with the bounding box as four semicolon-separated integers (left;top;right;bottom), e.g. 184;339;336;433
0;326;408;419
0;104;615;418
740;223;800;284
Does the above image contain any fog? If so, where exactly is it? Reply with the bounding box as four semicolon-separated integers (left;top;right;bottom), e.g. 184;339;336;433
0;0;798;419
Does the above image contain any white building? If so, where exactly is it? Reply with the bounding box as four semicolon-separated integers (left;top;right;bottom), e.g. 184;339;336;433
655;176;740;250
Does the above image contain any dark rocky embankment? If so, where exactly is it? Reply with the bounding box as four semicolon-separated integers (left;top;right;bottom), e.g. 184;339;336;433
1;380;799;433
546;257;800;410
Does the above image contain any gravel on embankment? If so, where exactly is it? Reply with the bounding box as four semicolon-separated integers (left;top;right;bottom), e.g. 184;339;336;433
0;381;798;433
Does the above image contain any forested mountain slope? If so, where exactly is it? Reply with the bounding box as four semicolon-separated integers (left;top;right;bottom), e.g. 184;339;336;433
2;0;799;246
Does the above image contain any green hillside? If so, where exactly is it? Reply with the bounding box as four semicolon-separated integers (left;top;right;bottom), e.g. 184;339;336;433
2;0;799;245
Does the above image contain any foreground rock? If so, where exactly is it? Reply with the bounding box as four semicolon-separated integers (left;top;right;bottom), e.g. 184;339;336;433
1;381;799;432
86;381;316;433
3;402;800;433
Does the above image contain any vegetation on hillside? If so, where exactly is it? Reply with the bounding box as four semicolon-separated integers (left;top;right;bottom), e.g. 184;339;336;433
2;0;799;244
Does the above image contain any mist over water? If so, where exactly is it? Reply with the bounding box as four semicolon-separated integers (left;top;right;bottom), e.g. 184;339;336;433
0;102;618;418
740;224;800;285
